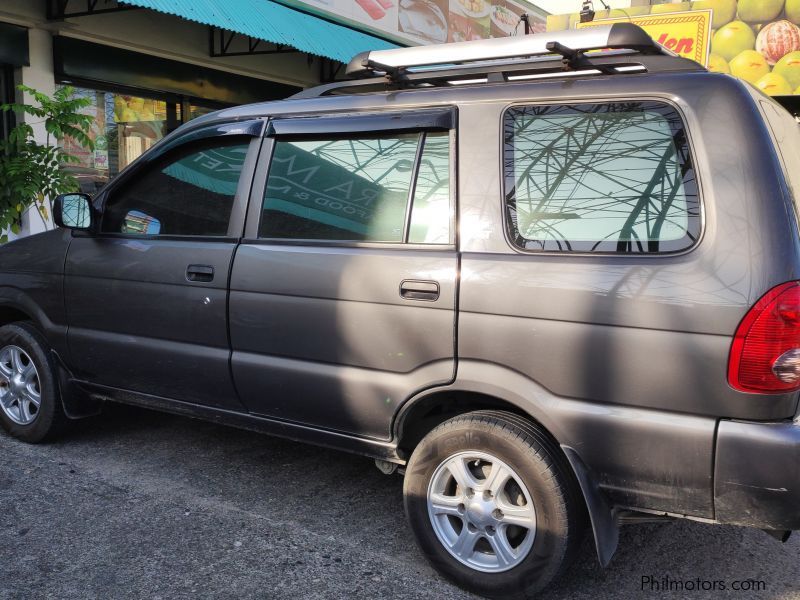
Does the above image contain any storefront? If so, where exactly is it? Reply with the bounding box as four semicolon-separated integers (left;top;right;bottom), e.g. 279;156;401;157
52;36;300;193
0;0;405;219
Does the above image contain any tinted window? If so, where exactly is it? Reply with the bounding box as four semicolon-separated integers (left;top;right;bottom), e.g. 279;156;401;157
260;132;451;243
504;102;700;253
260;134;419;242
101;138;249;236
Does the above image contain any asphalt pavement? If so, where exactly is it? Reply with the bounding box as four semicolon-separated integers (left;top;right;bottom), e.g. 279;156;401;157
1;404;798;600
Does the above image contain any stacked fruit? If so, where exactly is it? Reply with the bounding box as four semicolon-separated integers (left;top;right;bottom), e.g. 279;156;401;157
113;95;157;122
705;0;800;95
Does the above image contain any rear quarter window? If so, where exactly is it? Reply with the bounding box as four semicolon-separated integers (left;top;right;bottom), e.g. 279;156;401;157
503;101;701;254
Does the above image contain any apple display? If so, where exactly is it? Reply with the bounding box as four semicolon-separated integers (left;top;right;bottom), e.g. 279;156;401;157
737;0;785;24
755;72;794;95
729;49;771;83
773;50;800;88
691;0;737;29
708;53;732;72
788;0;800;25
713;21;757;61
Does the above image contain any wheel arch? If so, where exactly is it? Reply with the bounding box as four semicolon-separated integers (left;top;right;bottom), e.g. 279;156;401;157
0;289;54;334
394;360;620;568
0;302;36;328
0;295;99;420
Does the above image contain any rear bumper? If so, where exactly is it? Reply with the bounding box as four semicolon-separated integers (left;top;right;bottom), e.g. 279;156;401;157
715;418;800;531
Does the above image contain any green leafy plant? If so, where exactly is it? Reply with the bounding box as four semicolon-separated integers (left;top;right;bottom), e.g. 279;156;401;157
0;85;95;242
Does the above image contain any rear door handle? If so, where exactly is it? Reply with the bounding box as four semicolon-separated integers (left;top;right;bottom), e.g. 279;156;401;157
400;279;440;301
186;264;214;283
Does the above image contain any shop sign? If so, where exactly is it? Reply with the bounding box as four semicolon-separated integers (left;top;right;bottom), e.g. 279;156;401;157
551;1;800;97
577;10;712;66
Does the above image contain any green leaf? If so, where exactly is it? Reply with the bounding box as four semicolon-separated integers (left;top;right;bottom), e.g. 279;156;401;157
0;84;97;231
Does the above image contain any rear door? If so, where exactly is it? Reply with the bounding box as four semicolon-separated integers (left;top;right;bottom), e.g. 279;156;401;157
65;121;262;409
229;109;457;439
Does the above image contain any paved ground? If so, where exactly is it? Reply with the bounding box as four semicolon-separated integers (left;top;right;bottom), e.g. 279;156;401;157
0;404;798;600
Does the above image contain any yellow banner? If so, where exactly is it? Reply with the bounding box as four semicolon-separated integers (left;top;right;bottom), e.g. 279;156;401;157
577;10;713;66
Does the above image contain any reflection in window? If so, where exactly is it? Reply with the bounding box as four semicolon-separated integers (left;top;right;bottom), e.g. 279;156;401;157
504;102;700;253
102;140;249;236
409;132;451;244
122;210;161;235
57;86;222;195
58;87;174;194
60;195;91;228
261;134;420;242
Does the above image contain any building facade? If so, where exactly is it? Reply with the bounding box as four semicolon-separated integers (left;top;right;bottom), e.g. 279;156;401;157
0;0;401;237
1;0;553;239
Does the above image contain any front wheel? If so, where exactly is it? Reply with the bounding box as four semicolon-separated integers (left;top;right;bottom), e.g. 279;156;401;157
403;411;586;599
0;322;67;443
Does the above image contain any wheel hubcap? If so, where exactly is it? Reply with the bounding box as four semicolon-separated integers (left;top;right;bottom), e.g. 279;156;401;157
427;451;537;573
0;345;41;425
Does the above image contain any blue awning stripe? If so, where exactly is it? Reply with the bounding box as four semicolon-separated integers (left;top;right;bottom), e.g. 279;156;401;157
119;0;399;63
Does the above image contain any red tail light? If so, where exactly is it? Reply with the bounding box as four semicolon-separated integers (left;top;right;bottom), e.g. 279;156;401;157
729;281;800;393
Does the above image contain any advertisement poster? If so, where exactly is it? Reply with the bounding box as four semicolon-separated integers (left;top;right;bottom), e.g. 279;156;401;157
576;10;712;66
548;1;800;96
276;0;548;46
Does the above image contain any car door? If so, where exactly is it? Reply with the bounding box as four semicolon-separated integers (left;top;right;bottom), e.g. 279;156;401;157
229;108;458;440
64;120;263;410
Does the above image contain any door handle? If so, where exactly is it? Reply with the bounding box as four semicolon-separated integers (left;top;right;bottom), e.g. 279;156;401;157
186;264;214;283
400;279;440;301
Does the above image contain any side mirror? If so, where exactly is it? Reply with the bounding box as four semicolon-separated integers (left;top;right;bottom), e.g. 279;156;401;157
54;193;94;230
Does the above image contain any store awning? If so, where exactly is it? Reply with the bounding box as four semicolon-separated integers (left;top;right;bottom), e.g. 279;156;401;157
118;0;399;63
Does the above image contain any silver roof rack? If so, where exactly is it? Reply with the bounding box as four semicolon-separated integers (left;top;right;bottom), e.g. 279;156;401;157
346;23;675;79
291;24;703;100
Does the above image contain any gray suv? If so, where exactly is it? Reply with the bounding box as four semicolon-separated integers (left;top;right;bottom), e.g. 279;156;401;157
1;24;799;599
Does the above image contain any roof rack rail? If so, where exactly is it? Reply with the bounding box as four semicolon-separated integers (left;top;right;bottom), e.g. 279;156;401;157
348;23;669;78
291;24;705;100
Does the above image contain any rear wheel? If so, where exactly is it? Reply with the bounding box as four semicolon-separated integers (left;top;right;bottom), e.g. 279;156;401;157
0;322;66;443
403;410;586;599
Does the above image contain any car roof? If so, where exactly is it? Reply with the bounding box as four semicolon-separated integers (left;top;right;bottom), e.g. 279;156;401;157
189;70;739;127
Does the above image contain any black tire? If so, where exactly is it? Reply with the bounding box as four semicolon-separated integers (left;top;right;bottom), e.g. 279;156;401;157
403;410;587;599
0;322;67;443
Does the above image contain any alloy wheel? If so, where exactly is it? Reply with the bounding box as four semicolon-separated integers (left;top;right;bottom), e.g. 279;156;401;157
0;345;42;425
427;450;537;573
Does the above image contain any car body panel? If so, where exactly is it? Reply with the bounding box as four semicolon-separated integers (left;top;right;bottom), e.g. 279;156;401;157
0;228;72;358
715;418;800;530
399;360;716;516
229;243;457;440
64;236;244;409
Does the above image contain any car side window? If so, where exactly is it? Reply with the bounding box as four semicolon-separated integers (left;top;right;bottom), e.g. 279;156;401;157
504;102;700;253
408;132;451;244
101;138;250;237
259;131;451;243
